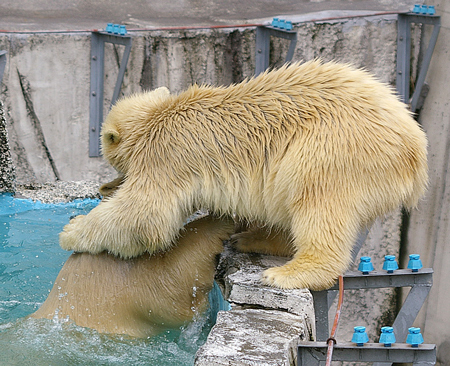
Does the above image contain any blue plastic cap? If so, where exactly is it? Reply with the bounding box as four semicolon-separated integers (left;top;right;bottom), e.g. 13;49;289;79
358;256;374;274
352;326;369;346
406;327;424;347
379;326;396;346
119;25;127;35
113;24;120;34
413;4;421;13
428;5;436;15
382;255;399;273
272;18;279;27
106;23;114;33
285;21;293;30
421;5;428;14
407;254;423;272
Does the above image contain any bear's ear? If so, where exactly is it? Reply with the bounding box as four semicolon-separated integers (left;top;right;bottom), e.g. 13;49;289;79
103;129;121;145
154;87;170;98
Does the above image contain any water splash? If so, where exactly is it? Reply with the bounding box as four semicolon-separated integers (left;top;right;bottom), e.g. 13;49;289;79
0;194;229;365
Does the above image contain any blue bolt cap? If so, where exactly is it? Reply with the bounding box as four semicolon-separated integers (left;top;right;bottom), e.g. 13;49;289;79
106;23;114;33
406;327;424;347
358;256;374;274
382;255;399;273
119;25;127;35
272;18;279;27
428;5;436;15
352;326;369;346
379;326;396;347
413;4;421;13
408;254;423;272
421;5;428;14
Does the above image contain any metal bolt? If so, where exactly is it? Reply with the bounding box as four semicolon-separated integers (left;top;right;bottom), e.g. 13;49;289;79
91;127;96;132
257;49;262;53
92;56;97;61
92;92;96;96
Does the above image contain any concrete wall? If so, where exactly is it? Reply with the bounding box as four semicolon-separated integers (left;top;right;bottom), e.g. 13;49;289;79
0;14;402;186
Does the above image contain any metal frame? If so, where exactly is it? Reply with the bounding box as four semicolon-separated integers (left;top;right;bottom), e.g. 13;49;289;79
396;13;441;111
0;51;7;86
255;26;297;76
298;342;436;365
311;269;432;343
89;31;132;157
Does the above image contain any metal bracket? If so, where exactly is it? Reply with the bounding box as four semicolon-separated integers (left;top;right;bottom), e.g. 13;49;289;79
89;31;132;157
396;13;441;112
311;268;432;351
255;26;297;76
0;51;7;86
298;342;436;365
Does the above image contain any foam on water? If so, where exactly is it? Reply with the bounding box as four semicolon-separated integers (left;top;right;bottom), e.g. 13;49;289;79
0;193;228;365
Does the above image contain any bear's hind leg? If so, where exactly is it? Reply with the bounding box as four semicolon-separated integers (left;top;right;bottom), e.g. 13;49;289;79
230;224;295;257
261;210;359;290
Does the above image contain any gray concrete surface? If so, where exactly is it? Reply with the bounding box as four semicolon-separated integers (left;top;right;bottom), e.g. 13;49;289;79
1;0;420;31
195;309;308;366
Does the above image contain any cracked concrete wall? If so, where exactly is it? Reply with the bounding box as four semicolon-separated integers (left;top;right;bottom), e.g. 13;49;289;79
0;14;402;185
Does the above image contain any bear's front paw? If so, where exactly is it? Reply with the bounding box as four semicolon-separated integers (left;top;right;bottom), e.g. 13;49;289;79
59;215;103;254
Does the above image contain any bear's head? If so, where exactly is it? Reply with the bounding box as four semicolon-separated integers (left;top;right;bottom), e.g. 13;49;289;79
100;87;171;174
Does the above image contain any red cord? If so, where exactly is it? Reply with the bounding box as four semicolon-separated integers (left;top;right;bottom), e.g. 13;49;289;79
325;275;344;366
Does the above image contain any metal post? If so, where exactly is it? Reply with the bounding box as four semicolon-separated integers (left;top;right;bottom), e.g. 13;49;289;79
89;31;132;157
255;27;270;76
396;13;441;111
409;16;441;112
89;33;105;158
255;26;297;76
311;290;330;341
397;14;411;104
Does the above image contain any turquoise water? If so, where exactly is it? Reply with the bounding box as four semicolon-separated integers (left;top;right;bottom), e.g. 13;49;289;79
0;193;226;365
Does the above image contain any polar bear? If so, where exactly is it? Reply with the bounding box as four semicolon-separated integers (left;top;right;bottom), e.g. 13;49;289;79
60;60;428;290
33;215;233;337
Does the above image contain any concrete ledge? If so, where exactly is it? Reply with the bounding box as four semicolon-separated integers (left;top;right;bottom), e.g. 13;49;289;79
194;244;314;365
217;244;314;318
195;309;308;366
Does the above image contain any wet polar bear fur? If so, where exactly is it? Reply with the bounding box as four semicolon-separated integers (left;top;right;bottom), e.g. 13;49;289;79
60;60;428;291
34;215;234;337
